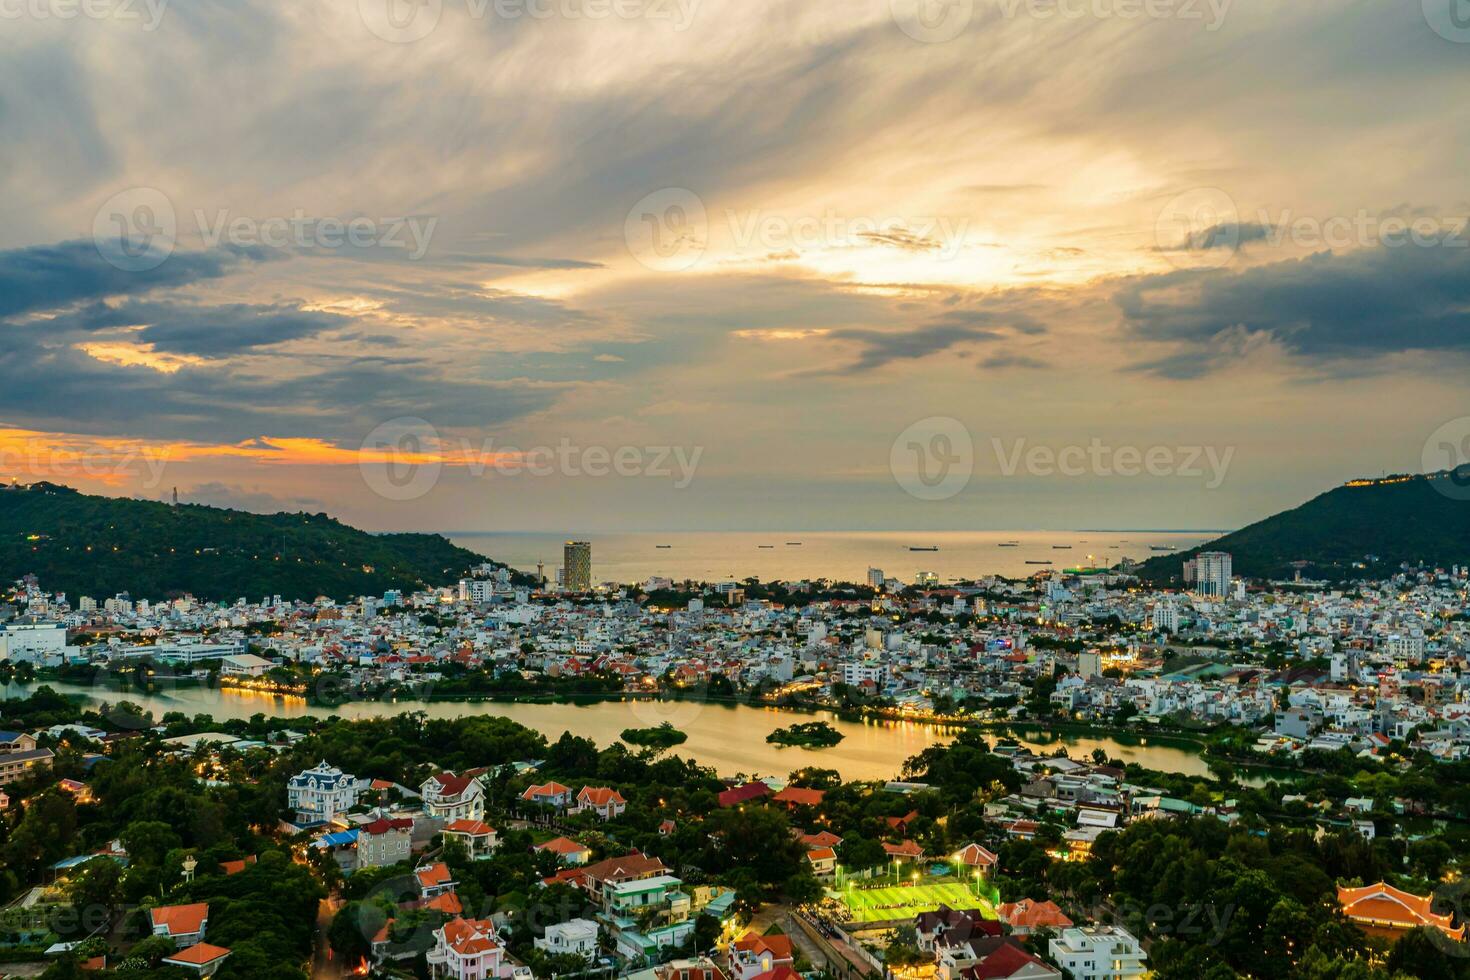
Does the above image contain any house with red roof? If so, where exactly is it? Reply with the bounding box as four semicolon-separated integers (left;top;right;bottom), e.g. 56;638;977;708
415;862;456;899
161;942;232;977
959;938;1060;980
800;830;843;849
574;786;628;821
521;781;574;809
936;936;1057;980
425;916;511;980
805;846;837;878
886;810;919;835
1337;881;1466;942
444;819;499;859
996;899;1072;935
883;840;925;861
149;903;210;948
717;782;769;808
953;843;998;872
578;852;670;904
218;855;256;876
534;836;592;866
421;770;488;822
771;786;825;809
359;817;415;868
728;932;793;980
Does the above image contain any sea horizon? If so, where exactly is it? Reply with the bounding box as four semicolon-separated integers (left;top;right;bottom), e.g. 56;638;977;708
449;528;1219;584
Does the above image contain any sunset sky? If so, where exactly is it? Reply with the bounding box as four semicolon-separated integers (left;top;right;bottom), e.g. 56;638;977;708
4;0;1470;532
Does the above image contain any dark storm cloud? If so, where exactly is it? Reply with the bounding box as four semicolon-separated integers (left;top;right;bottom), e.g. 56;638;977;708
0;239;559;443
0;240;270;319
38;300;347;356
1117;242;1470;377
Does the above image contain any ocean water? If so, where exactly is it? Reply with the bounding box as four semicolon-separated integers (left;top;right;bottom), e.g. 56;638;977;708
447;529;1220;585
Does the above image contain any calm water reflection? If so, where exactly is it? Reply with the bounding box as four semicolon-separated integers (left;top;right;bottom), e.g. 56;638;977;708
9;681;1245;782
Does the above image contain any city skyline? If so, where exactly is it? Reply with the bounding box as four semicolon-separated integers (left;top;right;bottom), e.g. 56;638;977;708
4;1;1470;533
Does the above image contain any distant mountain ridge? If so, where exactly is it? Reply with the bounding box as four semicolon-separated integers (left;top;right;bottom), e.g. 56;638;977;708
1138;468;1470;583
0;482;511;602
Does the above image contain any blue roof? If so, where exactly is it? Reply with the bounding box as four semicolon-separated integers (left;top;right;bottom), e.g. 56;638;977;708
313;829;359;848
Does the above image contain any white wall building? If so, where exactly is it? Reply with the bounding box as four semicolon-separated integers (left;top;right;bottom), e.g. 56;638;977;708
287;761;361;825
1049;926;1146;980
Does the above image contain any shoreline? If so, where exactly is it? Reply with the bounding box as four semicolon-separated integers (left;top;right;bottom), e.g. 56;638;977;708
15;675;1304;781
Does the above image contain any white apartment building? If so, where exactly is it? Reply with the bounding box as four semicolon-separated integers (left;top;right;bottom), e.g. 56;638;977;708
1192;551;1233;598
0;624;73;665
842;661;884;686
1049;926;1146;980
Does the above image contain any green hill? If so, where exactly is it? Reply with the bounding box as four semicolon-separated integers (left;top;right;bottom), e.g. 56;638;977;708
0;482;513;602
1138;469;1470;584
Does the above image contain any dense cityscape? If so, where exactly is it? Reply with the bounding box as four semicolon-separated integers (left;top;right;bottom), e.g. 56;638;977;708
1;534;1467;980
7;0;1470;976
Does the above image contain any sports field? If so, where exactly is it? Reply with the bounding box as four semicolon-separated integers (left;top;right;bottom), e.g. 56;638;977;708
839;881;995;923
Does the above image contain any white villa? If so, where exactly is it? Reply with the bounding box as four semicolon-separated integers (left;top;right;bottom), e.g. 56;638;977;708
286;761;361;824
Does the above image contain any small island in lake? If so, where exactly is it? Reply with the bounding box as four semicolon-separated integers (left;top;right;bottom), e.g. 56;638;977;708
620;721;689;749
766;720;845;748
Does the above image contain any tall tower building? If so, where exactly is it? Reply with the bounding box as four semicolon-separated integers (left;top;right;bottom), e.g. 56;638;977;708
1194;551;1232;598
563;540;592;591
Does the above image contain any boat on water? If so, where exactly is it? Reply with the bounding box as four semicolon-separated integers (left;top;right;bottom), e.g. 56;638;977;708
998;542;1019;548
1025;559;1052;565
785;541;802;546
758;545;774;549
909;546;939;552
1052;545;1072;550
1149;545;1176;551
656;544;672;549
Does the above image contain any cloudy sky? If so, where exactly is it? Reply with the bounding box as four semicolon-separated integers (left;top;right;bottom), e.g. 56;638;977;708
3;0;1469;532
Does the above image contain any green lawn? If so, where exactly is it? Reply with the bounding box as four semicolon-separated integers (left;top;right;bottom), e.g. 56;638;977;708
839;881;995;923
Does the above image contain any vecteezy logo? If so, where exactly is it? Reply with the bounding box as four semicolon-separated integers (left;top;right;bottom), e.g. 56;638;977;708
359;0;443;43
1155;187;1240;270
1424;0;1470;42
624;188;708;271
93;187;177;272
890;417;973;500
1423;416;1470;501
890;0;973;42
359;417;444;501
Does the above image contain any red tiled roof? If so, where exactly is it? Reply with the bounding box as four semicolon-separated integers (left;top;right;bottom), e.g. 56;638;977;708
966;942;1049;980
997;899;1072;930
445;819;496;836
1337;882;1465;939
163;942;232;967
718;782;769;807
423;891;464;915
735;934;793;960
150;903;208;937
441;917;500;956
416;863;453;890
772;787;825;806
578;786;627;806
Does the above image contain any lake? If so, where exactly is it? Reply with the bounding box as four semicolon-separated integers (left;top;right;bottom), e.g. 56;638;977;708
6;680;1243;783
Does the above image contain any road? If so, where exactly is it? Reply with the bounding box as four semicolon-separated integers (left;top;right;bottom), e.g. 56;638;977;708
313;896;346;979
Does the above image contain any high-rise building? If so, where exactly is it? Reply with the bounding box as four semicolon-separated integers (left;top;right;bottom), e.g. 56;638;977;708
1193;551;1232;598
563;540;592;591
